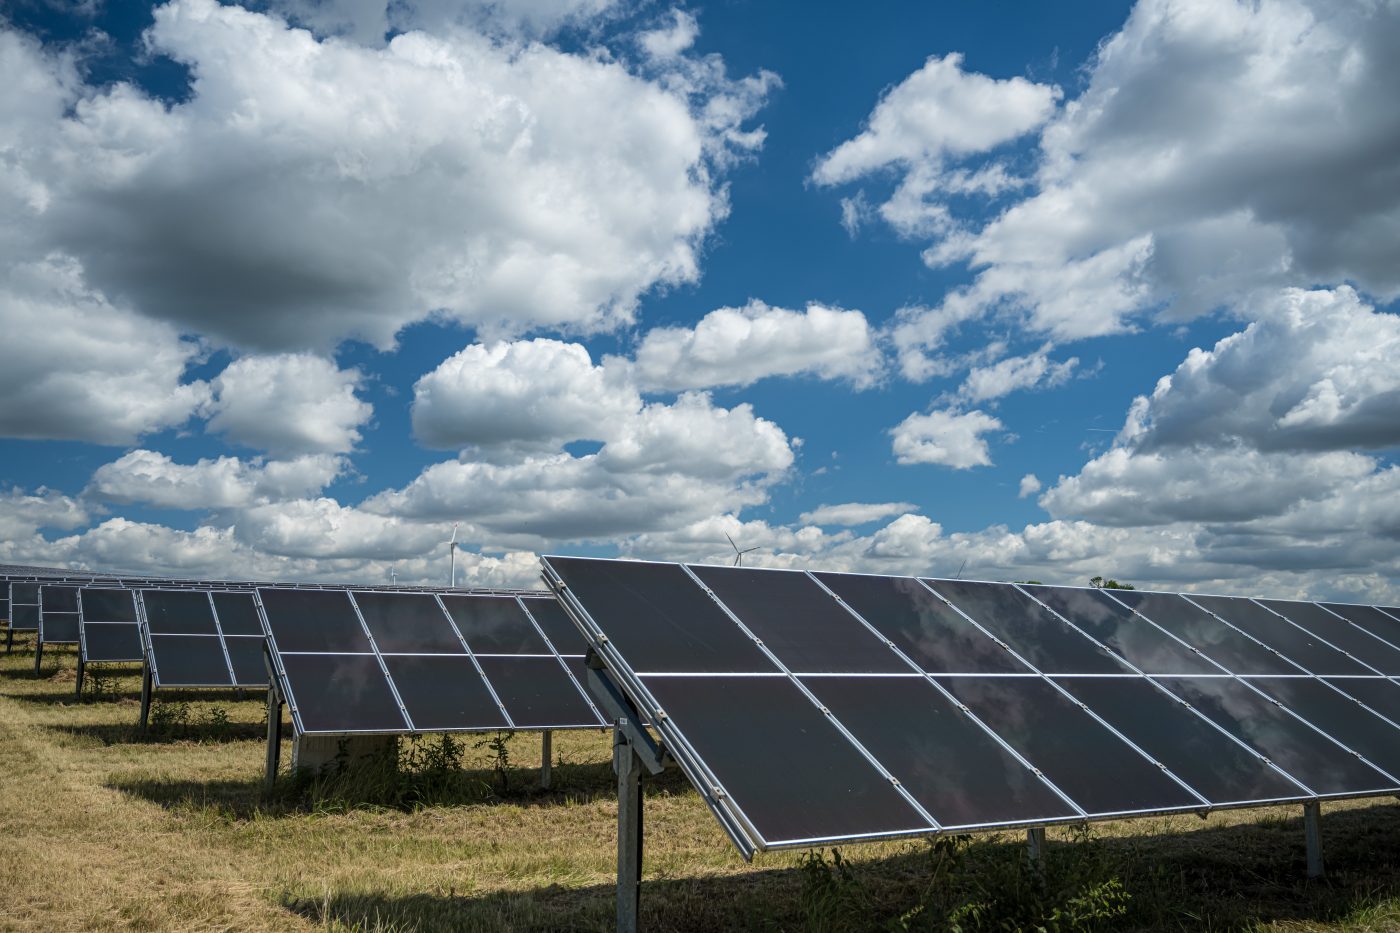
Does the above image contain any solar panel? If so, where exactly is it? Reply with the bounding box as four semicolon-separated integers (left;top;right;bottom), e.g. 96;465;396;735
139;589;269;689
78;588;143;663
813;572;1029;674
8;583;40;640
1023;585;1221;675
260;588;603;737
927;579;1126;674
690;566;911;673
1264;601;1400;674
544;555;1400;862
1110;591;1300;674
1187;595;1371;675
39;585;81;643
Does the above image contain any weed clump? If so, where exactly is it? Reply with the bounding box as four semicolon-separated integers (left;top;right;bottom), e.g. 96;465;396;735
286;733;509;810
800;828;1130;932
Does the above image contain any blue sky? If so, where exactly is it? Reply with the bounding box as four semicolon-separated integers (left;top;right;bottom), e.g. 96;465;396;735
0;0;1396;598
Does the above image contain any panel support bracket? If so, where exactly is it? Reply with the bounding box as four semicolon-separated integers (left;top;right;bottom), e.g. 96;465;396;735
1304;800;1324;878
541;730;553;789
74;652;86;699
138;662;153;730
586;650;667;776
265;684;284;791
615;721;644;933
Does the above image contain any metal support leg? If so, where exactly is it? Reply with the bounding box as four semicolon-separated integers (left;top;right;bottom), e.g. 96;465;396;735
6;627;12;654
33;639;43;676
265;687;283;791
1305;801;1324;878
1027;827;1047;866
139;664;153;730
541;730;553;789
75;655;85;698
615;723;643;933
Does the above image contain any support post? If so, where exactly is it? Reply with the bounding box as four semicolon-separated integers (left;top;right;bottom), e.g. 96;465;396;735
5;627;12;654
139;663;153;730
264;686;283;791
1027;827;1047;866
74;654;85;699
541;730;553;789
615;720;643;933
1304;801;1324;878
33;638;43;676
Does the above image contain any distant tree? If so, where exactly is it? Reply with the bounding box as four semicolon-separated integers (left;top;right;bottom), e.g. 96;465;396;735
1014;580;1044;585
1089;575;1135;590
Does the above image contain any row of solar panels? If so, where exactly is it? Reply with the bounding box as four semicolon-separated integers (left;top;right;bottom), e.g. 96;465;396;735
544;557;1400;853
3;577;603;736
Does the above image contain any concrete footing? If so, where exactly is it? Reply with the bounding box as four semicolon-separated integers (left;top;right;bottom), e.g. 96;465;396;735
292;734;398;772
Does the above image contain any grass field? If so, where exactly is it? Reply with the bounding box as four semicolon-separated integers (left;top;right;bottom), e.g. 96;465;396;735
6;638;1400;931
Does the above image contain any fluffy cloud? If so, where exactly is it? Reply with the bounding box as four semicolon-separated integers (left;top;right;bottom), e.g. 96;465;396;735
0;257;209;445
625;301;883;391
1120;288;1400;454
811;53;1059;186
1041;446;1377;527
412;339;640;451
1043;288;1400;525
0;486;89;540
798;502;918;527
269;0;623;44
235;498;446;559
88;449;345;510
858;0;1400;369
204;353;371;457
6;0;772;352
955;345;1078;404
890;408;1003;469
1018;474;1041;499
373;392;793;541
0;514;542;588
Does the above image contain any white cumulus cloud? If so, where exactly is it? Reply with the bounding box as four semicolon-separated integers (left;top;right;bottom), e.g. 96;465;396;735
626;301;883;391
88;449;346;510
204;353;371;457
890;408;1004;469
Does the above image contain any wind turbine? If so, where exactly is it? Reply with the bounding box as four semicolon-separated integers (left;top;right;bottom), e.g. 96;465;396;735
389;567;398;586
726;533;760;567
446;522;460;588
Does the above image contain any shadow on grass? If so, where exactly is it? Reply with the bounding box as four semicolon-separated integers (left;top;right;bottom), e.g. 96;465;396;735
53;719;267;745
281;802;1400;933
108;756;694;821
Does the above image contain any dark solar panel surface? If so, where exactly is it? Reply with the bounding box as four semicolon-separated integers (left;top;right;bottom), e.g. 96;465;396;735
1188;595;1370;675
78;588;144;663
39;585;81;643
927;580;1125;674
814;572;1029;674
1266;601;1400;674
140;590;269;688
1025;585;1220;675
262;588;602;736
545;556;1400;853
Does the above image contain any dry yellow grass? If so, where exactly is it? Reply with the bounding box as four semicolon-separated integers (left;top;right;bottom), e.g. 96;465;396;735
5;640;1400;931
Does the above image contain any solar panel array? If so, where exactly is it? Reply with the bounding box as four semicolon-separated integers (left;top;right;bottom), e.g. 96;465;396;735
260;588;603;736
545;556;1400;853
